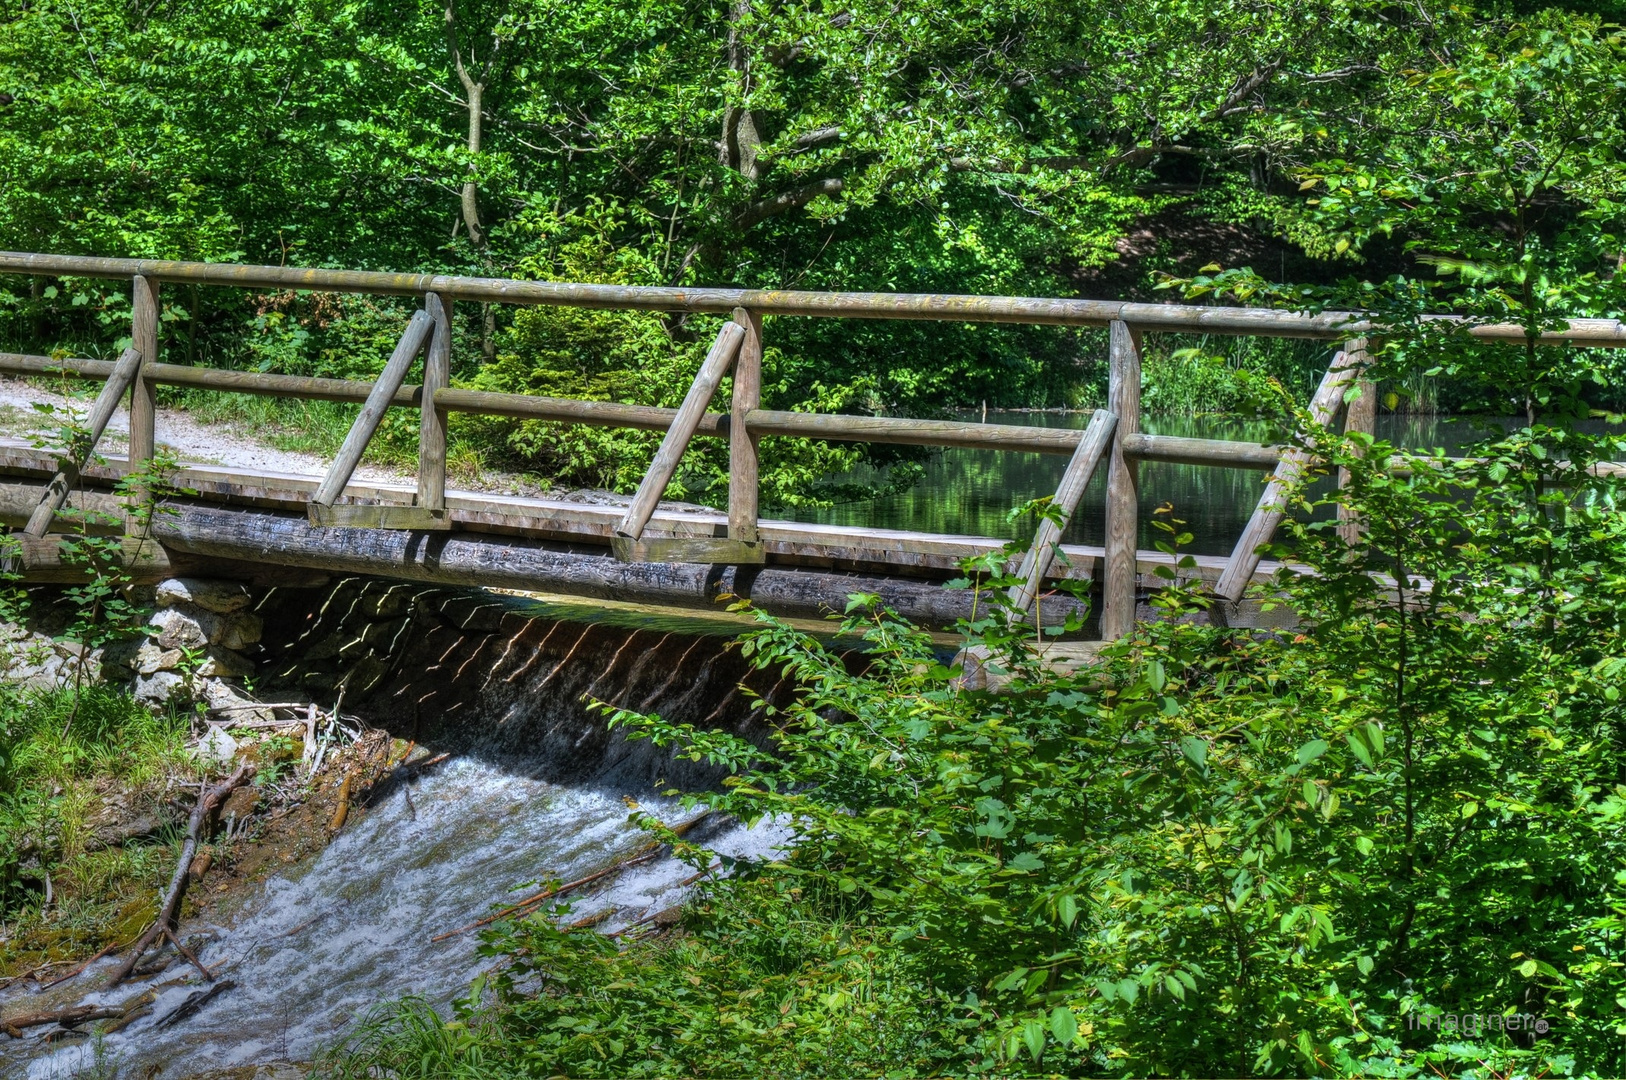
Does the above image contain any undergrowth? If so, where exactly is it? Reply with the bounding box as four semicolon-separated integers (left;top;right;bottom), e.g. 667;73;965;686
328;358;1626;1077
0;683;196;973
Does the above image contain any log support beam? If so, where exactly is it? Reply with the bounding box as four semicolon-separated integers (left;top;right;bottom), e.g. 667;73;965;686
1008;409;1116;614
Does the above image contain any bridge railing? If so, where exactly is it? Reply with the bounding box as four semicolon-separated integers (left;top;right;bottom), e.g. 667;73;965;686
2;251;1623;638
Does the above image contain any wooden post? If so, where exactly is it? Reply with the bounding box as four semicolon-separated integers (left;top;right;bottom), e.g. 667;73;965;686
1215;347;1361;601
127;275;159;524
25;347;143;536
615;321;745;542
309;310;433;516
728;307;762;545
419;292;452;512
1337;336;1374;545
1101;319;1141;640
1008;408;1116;613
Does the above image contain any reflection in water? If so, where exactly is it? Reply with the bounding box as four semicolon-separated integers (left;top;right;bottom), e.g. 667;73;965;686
789;412;1540;555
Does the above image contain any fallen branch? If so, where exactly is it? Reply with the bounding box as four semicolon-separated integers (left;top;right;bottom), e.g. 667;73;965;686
0;1004;124;1036
154;978;235;1029
431;848;661;942
678;861;723;887
329;772;352;832
162;926;215;981
106;762;254;986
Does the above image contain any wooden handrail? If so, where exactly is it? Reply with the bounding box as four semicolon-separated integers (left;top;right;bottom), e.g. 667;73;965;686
6;250;1623;634
1008;409;1116;613
4;251;1625;344
1215;348;1363;602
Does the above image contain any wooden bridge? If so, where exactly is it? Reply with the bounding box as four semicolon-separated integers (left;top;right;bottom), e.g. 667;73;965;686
2;252;1623;636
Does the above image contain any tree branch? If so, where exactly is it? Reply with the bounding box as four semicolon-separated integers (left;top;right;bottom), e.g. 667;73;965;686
734;177;845;229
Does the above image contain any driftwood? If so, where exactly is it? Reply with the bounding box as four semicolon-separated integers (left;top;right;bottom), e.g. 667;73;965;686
329;772;353;832
154;978;235;1029
431;848;661;942
0;1004;125;1037
107;763;254;986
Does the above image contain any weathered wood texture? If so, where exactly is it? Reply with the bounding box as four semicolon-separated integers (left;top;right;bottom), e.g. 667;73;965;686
738;409;1083;453
6;252;1626;345
1215;349;1361;601
1008;409;1116;613
1338;337;1375;545
729;307;763;543
419;292;452;511
25;346;142;536
309;309;433;512
127;275;159;506
0;483;124;533
1101;320;1142;639
1121;433;1281;468
5;534;172;584
308;502;449;530
156;504;1094;630
616;321;744;542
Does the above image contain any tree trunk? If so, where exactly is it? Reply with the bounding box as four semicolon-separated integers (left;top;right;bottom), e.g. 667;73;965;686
459;79;484;248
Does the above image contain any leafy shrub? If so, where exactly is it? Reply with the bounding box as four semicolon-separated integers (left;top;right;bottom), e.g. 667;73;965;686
333;359;1626;1077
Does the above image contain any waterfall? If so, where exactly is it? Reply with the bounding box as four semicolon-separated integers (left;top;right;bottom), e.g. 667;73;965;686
1;583;798;1078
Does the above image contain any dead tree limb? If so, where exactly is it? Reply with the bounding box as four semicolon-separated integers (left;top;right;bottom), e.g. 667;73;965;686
107;763;254;986
431;848;661;942
0;1004;124;1036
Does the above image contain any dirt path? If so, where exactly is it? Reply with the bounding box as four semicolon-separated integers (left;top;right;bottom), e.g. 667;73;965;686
0;375;410;484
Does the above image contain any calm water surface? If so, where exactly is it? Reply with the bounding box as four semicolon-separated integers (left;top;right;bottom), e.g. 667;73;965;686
789;412;1534;556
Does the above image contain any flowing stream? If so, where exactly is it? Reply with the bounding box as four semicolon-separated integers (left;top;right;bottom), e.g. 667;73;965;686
1;598;795;1079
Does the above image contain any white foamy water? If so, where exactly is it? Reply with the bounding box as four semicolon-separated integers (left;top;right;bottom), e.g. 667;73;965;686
3;756;788;1078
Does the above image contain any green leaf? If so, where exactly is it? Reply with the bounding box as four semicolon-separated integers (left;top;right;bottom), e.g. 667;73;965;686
1180;735;1208;772
1057;894;1079;929
1022;1019;1046;1062
1356;955;1374;976
1050;1006;1078;1043
1145;659;1167;693
1297;739;1330;765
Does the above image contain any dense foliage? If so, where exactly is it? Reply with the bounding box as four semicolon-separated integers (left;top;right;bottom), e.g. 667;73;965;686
331;313;1626;1076
2;0;1624;500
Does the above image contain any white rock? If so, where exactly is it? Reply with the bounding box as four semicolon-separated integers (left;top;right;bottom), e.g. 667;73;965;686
196;725;240;766
156;578;253;614
149;607;220;650
201;678;274;723
134;642;184;676
133;670;189;708
197;646;255;679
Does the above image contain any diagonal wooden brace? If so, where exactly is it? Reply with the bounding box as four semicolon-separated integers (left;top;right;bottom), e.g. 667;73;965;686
24;346;143;537
613;321;746;553
1007;409;1116;614
309;309;436;528
1214;348;1363;601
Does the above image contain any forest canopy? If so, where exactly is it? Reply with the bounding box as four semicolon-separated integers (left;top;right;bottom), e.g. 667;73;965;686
1;0;1624;494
